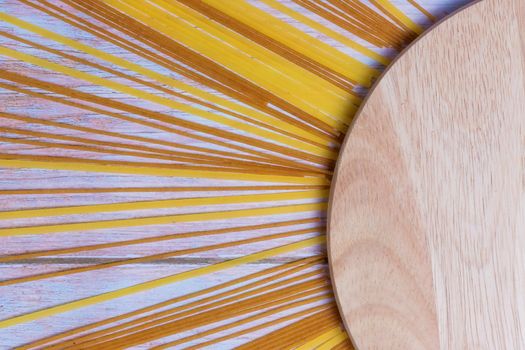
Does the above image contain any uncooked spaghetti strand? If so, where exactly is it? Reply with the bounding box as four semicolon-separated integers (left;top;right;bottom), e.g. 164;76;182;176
0;86;325;171
0;70;336;166
0;21;332;147
172;0;362;91
234;305;341;349
0;133;328;175
0;118;229;163
0;35;330;149
316;329;351;350
0;185;327;196
0;202;326;237
0;227;321;287
183;305;335;350
61;268;326;349
265;311;343;350
369;0;424;35
0;46;335;160
315;0;400;43
0;111;316;168
32;0;345;137
295;327;347;349
0;154;329;185
0;155;327;183
0;126;286;171
0;237;325;329
0;189;327;220
20;256;323;349
96;0;359;121
292;0;390;48
81;0;351;132
152;294;334;349
407;0;437;22
0;150;314;178
0;135;292;172
48;260;324;349
332;339;356;350
324;0;408;44
88;283;330;349
189;0;377;86
239;304;341;350
339;0;411;45
0;83;303;170
0;219;322;263
258;0;390;65
62;280;329;348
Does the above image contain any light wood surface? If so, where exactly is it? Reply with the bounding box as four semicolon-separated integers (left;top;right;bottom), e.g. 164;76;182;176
328;0;525;348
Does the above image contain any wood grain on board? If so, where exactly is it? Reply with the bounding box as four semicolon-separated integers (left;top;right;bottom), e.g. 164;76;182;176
328;0;525;348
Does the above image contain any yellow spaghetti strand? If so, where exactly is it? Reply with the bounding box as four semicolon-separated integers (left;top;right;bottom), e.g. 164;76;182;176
0;219;321;263
101;0;358;126
295;327;346;349
258;0;391;66
372;0;424;34
0;12;330;146
0;190;328;220
151;293;331;350
182;305;332;350
0;45;335;159
156;0;371;92
0;228;321;287
198;0;379;84
0;202;326;237
0;236;325;329
0;186;326;195
0;158;329;185
18;257;323;350
408;0;437;22
109;0;352;113
316;329;350;349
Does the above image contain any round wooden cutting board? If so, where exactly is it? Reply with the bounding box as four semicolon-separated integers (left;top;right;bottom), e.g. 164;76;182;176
328;0;525;349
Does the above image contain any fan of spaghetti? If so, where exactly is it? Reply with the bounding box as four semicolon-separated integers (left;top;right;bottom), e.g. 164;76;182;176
0;0;458;348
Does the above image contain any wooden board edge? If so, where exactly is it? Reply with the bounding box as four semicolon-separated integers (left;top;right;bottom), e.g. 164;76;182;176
326;1;484;347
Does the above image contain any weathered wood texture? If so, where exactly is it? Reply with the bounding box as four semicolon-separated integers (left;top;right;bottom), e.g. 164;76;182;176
329;0;525;348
